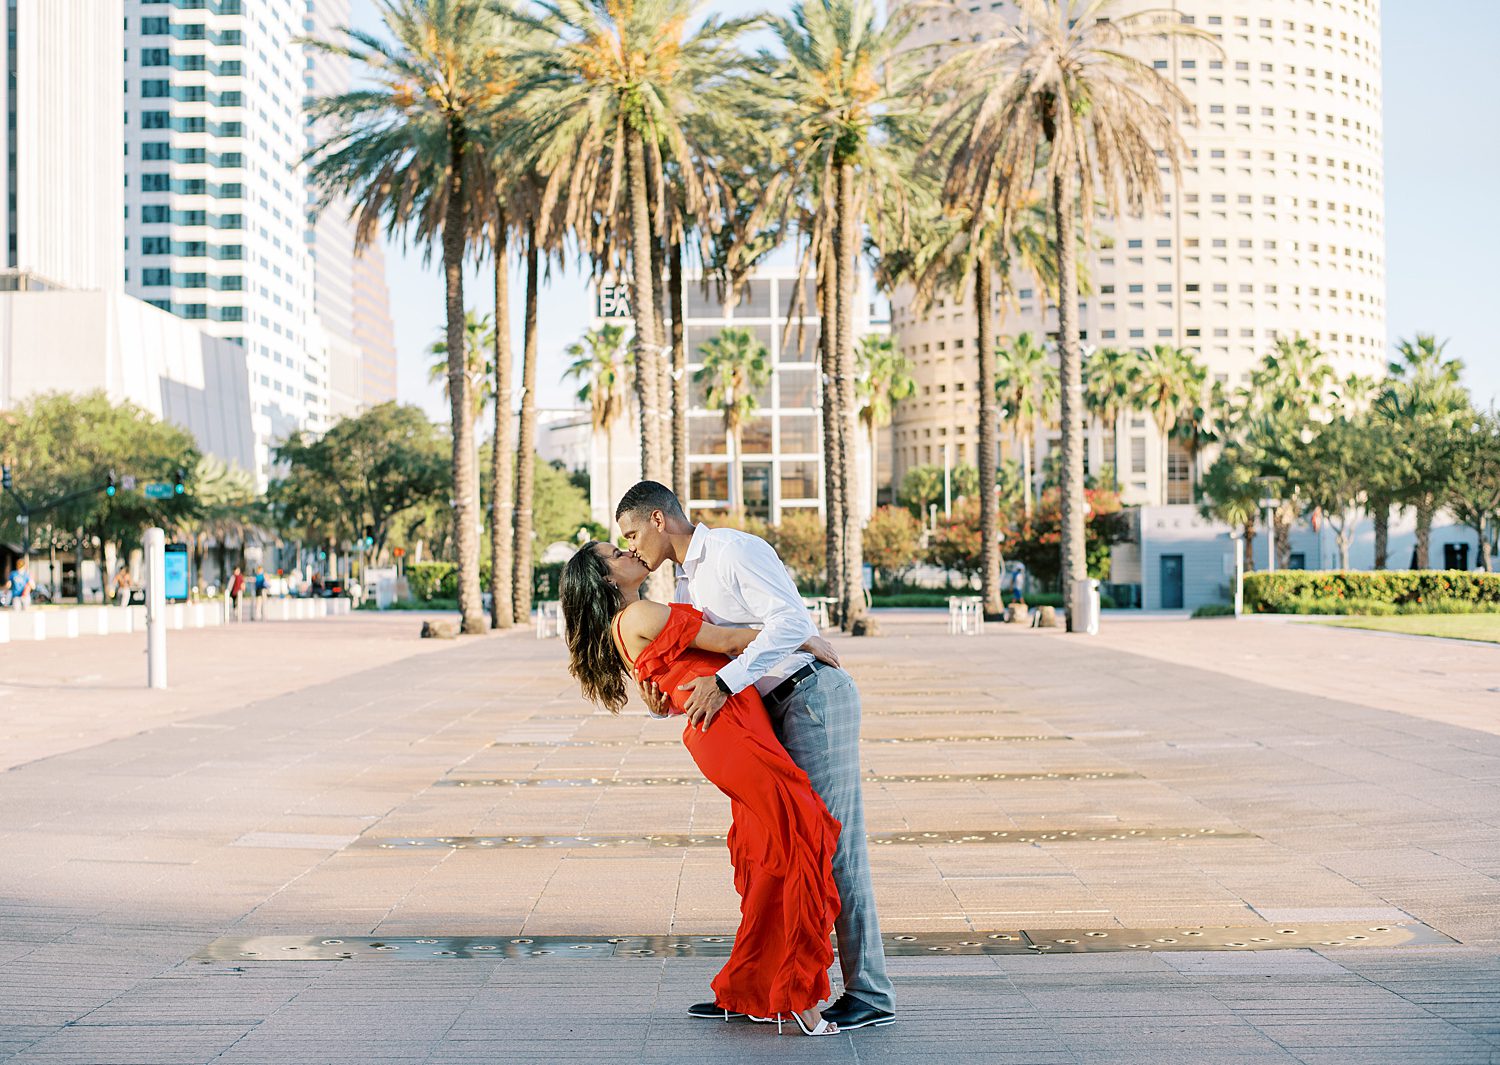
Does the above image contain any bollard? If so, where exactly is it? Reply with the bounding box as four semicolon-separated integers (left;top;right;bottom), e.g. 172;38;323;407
144;527;167;689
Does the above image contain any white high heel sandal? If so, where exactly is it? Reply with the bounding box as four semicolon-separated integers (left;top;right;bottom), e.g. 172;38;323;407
752;1012;839;1036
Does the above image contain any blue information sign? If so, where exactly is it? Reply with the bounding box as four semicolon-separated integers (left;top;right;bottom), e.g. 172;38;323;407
164;543;189;601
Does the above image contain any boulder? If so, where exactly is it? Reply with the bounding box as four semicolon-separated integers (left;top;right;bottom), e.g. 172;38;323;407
851;615;881;637
1005;601;1028;624
421;619;460;639
1034;605;1059;628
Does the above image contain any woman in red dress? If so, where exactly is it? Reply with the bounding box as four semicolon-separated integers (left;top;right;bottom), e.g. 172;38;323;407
561;541;842;1037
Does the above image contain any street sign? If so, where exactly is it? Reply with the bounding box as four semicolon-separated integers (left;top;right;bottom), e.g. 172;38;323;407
122;475;137;491
144;482;174;499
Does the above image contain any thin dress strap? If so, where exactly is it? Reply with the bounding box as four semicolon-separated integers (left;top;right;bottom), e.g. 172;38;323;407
612;613;637;668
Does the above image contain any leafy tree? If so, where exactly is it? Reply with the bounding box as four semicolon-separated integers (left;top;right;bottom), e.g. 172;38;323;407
856;335;915;512
564;323;632;509
761;0;925;634
768;508;826;589
530;458;593;562
304;0;512;634
927;497;985;583
863;505;923;586
1290;416;1365;569
1130;344;1202;502
1084;346;1140;473
695;327;772;517
272;403;448;561
0;393;199;597
1006;486;1127;591
1199;451;1261;572
939;0;1207;623
427;310;494;419
1377;334;1469;568
1444;410;1500;571
994;332;1057;517
899;463;978;516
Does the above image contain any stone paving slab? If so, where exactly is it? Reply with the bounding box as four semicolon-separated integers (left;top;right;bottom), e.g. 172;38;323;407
1;610;1499;1062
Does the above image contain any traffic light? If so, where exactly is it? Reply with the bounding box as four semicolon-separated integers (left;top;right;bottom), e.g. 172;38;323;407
1;465;11;491
174;467;186;495
105;470;117;497
363;525;375;548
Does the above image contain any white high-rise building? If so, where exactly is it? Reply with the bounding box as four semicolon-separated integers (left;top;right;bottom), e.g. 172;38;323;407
0;0;125;290
303;0;364;419
123;0;329;484
891;0;1386;508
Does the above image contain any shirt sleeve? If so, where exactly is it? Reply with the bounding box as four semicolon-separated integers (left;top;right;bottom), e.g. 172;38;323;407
714;535;818;695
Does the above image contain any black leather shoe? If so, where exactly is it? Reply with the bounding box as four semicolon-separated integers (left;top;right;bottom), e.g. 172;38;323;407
821;993;895;1030
687;1001;747;1020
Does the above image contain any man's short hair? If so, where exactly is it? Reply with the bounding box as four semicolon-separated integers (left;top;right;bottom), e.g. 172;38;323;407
615;480;687;523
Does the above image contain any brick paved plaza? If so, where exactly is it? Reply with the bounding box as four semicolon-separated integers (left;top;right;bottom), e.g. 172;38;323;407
2;611;1498;1064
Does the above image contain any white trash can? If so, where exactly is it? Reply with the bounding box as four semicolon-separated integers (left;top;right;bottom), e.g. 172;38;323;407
1072;577;1101;635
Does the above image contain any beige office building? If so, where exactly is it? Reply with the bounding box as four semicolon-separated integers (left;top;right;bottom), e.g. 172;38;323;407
890;0;1386;507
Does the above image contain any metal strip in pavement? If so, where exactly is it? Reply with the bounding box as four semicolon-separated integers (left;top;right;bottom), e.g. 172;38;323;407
193;923;1454;963
433;770;1141;789
357;826;1252;851
489;734;1072;748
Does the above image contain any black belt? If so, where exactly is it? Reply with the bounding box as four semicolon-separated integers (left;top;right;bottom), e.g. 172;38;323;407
766;661;827;705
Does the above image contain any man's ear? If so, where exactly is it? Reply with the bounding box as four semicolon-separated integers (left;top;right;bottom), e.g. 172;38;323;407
652;509;666;531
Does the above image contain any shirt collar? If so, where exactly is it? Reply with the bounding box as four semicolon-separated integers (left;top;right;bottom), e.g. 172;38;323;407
681;522;711;576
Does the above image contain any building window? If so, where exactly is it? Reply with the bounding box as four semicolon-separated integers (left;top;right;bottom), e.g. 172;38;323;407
1130;436;1147;474
141;205;170;223
780;461;818;501
142;236;170;254
141;269;171;286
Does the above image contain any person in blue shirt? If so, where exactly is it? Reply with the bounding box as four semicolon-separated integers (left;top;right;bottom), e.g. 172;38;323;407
8;558;35;610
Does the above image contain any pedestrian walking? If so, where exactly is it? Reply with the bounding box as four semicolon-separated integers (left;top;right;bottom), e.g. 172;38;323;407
229;567;245;620
8;558;35;610
112;566;133;607
254;565;267;619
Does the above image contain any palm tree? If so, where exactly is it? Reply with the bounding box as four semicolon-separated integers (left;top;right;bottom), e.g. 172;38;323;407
1198;451;1260;573
303;0;509;635
1083;347;1139;480
1131;345;1201;504
994;332;1058;519
932;0;1207;625
695;327;772;518
1248;335;1338;420
856;335;915;513
502;0;755;487
761;0;924;632
564;324;632;518
1378;334;1469;568
893;190;1059;616
1171;375;1226;502
426;310;494;419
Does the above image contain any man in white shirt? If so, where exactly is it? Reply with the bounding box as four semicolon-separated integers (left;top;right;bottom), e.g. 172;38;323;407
616;481;896;1031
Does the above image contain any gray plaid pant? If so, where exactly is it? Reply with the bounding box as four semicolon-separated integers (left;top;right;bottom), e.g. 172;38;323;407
764;666;894;1012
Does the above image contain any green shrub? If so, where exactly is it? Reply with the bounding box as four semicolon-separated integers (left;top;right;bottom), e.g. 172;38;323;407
870;593;951;608
1192;603;1237;618
1244;571;1500;614
405;562;494;602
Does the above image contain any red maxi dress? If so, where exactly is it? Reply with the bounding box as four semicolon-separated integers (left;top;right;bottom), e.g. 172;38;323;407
620;603;842;1017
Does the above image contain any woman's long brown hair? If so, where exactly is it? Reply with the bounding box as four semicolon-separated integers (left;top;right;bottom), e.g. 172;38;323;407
560;542;630;713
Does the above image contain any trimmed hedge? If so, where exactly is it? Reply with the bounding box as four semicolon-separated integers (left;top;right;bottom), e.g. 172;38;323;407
1244;571;1500;613
404;560;561;603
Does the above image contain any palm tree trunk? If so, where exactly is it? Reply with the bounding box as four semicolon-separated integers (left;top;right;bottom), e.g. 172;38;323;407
490;213;515;629
1414;493;1434;569
1242;520;1256;573
512;224;540;625
819;232;843;607
835;162;865;632
1021;436;1033;518
443;123;484;635
646;176;672;477
1371;497;1389;570
730;422;744;519
868;418;879;514
624;127;664;484
669;236;689;505
1052;165;1086;628
974;254;1001;616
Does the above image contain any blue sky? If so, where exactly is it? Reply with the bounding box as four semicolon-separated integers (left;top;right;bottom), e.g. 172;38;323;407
349;0;1500;420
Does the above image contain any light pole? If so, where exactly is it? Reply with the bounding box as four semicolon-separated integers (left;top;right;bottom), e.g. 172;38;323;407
942;442;951;519
1230;529;1244;618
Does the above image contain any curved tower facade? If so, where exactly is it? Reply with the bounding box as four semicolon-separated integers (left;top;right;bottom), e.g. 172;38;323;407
890;0;1386;505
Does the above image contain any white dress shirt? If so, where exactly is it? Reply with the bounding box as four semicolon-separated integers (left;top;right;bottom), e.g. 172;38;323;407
674;523;816;697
